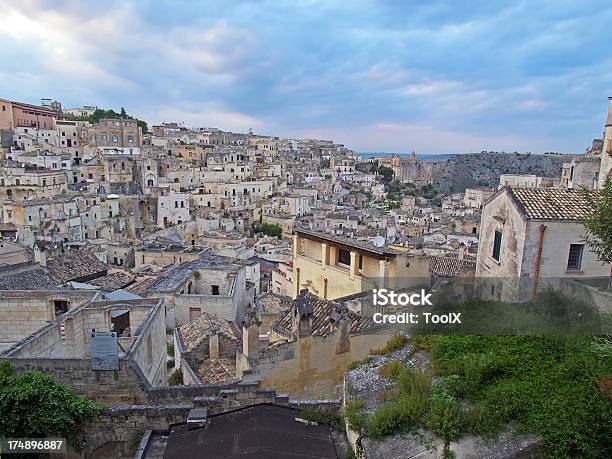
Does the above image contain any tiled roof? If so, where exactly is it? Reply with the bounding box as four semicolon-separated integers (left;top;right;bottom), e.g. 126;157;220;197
273;291;376;338
256;292;292;314
178;312;240;353
124;277;158;296
147;256;238;293
88;272;135;291
46;250;107;283
430;256;476;277
508;187;595;221
0;267;57;290
195;358;236;384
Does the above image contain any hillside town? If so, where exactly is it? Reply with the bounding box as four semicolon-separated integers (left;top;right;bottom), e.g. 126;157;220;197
0;95;610;458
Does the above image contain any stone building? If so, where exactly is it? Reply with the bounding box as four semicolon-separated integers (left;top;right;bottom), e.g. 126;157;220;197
173;311;240;385
81;118;142;156
145;255;254;327
386;152;433;184
1;296;168;402
476;187;610;301
292;228;430;300
0;98;58;130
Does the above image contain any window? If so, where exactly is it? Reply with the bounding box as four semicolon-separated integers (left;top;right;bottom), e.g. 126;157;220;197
112;134;119;142
128;135;134;143
567;244;584;271
111;309;130;336
492;230;502;262
211;285;219;295
338;248;351;266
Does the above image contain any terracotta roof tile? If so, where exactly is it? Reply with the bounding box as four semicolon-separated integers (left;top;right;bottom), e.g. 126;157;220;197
508;187;594;221
178;312;239;353
273;291;376;338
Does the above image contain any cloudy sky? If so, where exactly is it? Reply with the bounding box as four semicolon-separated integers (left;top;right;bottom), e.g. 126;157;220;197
1;0;611;153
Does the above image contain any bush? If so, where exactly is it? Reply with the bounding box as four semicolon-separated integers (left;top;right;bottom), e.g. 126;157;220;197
426;389;461;445
428;335;612;457
254;223;283;238
371;335;408;355
168;369;183;386
166;342;174;357
378;361;404;380
0;361;99;450
367;367;432;438
167;359;175;369
298;407;344;432
344;399;367;433
396;367;431;396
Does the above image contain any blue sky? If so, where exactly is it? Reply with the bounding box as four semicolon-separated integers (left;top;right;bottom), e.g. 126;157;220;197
1;0;611;153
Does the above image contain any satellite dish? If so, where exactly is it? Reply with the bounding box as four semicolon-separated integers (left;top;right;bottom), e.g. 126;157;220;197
371;235;385;247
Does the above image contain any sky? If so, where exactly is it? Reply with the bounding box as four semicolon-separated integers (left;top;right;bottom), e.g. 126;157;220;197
1;0;611;154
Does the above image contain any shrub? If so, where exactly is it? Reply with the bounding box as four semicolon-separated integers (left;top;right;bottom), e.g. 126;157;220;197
0;361;99;450
344;399;367;433
298;408;344;432
367;367;432;438
426;389;461;445
377;386;400;403
411;334;431;351
396;367;431;396
167;358;175;369
378;361;404;380
371;335;408;355
168;369;183;386
166;342;174;357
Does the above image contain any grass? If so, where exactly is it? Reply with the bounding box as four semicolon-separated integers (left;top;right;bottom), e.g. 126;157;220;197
370;335;408;355
347;357;369;371
378;361;404;380
166;342;174;357
344;399;367;433
168;369;183;386
428;335;612;457
354;335;612;457
298;407;344;432
367;367;432;439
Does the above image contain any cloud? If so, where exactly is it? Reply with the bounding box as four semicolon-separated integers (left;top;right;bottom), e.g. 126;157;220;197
293;121;551;154
0;0;611;153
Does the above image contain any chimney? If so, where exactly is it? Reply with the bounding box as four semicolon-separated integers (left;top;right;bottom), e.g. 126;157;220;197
458;245;465;261
607;96;612;127
334;305;351;354
209;333;219;360
292;289;313;338
34;243;47;267
242;310;260;358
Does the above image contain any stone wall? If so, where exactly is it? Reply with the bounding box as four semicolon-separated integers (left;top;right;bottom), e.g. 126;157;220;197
0;290;95;348
82;382;342;458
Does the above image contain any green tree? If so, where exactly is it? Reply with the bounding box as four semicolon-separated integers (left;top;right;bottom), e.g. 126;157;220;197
0;361;99;450
254;223;283;238
582;179;612;264
120;107;127;118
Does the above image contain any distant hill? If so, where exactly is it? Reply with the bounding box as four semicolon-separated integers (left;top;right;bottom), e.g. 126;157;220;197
431;152;571;193
358;152;455;162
